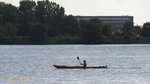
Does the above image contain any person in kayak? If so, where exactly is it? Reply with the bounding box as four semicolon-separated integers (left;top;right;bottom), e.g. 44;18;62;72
81;60;87;67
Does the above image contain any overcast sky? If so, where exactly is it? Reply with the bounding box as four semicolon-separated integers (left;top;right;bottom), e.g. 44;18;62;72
0;0;150;25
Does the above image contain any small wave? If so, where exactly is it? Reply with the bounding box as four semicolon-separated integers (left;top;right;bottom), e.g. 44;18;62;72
0;61;18;64
109;67;141;69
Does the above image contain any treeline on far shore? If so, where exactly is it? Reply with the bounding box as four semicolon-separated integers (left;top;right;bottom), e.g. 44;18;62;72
0;0;150;44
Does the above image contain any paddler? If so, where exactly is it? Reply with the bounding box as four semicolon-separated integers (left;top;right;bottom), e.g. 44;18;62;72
81;60;87;67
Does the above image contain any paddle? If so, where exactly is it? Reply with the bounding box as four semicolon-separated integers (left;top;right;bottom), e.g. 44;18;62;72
77;56;82;65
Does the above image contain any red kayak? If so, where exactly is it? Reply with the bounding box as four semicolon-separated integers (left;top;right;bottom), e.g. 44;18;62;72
53;65;108;69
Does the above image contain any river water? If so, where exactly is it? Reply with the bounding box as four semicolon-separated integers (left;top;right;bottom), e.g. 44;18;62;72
0;44;150;84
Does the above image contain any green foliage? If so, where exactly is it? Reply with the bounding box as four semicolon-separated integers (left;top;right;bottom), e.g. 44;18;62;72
61;15;79;36
141;22;150;37
81;19;103;43
102;24;112;37
29;23;48;44
49;35;80;44
122;22;134;38
0;23;17;37
133;25;142;37
36;0;65;24
0;23;19;44
35;0;65;37
0;2;19;25
19;0;36;23
113;31;124;37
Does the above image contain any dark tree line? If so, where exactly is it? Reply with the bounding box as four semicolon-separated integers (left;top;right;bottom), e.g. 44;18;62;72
0;0;150;44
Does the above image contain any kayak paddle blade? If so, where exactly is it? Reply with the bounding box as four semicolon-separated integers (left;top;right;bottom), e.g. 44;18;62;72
77;56;80;60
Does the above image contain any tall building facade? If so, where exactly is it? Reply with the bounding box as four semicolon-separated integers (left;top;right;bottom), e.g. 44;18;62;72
76;16;133;30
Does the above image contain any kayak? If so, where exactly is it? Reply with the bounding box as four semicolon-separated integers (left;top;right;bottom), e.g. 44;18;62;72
53;65;108;69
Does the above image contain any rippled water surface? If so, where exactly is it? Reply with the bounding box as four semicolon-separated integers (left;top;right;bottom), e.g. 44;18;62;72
0;44;150;84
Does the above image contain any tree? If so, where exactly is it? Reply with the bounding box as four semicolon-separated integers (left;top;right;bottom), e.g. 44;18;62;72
122;22;134;38
141;22;150;37
19;0;36;23
81;19;103;43
60;15;79;36
35;1;46;23
35;0;65;37
0;2;19;25
29;23;48;44
46;1;65;25
0;23;17;37
35;0;65;24
134;25;142;37
102;24;112;37
18;0;36;36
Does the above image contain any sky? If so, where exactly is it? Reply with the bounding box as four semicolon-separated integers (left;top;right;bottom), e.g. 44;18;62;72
0;0;150;25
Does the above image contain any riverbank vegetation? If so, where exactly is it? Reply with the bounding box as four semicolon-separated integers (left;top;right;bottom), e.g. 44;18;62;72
0;0;150;44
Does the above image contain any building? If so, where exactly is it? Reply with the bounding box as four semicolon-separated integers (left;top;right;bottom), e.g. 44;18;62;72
76;16;134;31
